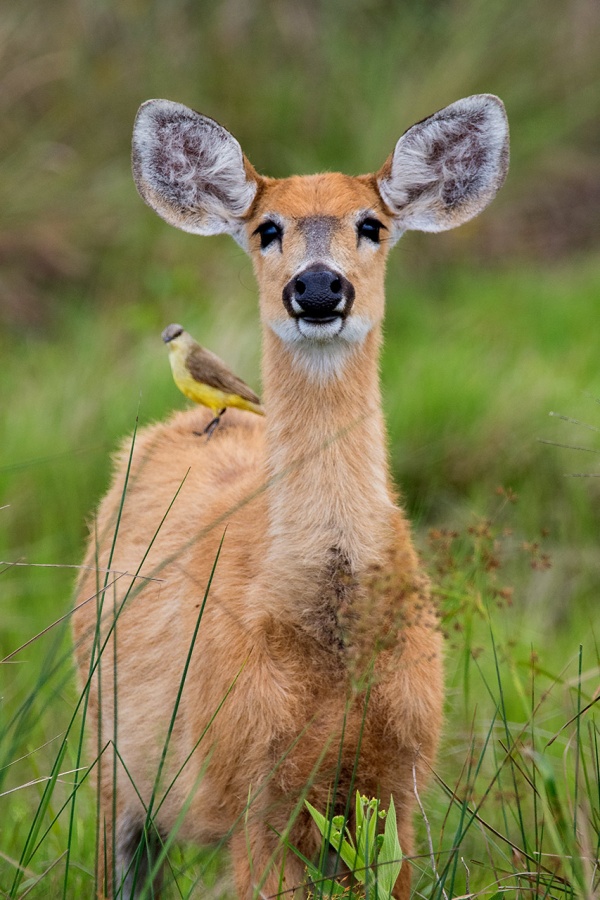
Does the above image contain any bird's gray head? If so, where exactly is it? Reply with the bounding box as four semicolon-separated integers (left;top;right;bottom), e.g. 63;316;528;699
162;323;184;344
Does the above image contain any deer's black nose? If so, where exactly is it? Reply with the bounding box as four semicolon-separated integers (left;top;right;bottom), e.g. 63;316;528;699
283;266;355;321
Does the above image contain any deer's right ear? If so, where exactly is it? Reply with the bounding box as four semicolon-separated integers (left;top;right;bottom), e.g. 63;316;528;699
132;100;260;248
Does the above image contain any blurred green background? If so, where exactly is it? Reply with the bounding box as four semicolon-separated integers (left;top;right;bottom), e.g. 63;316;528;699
1;1;599;890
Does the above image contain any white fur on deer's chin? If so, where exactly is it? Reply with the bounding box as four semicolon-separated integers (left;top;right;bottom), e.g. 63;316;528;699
269;314;373;382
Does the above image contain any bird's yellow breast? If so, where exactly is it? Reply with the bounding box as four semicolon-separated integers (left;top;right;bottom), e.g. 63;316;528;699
173;371;233;412
167;343;263;415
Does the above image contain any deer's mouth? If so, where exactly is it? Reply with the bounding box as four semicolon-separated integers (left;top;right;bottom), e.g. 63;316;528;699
270;308;373;349
300;314;339;324
296;315;345;341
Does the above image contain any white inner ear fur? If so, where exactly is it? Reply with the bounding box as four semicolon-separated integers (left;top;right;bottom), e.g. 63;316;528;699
132;99;257;246
378;94;509;239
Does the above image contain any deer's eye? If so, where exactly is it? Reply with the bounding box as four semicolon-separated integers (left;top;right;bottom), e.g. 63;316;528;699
254;220;283;250
357;218;384;244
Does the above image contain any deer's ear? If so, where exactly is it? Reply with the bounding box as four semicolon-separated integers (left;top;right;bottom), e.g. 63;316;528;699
376;94;509;241
132;100;260;248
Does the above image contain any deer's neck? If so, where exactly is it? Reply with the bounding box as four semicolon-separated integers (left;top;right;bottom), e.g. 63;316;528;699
261;326;395;579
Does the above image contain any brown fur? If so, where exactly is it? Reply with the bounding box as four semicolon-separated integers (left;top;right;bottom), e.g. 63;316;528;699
73;96;509;898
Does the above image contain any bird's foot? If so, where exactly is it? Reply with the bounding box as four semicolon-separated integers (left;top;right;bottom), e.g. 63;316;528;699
199;409;227;441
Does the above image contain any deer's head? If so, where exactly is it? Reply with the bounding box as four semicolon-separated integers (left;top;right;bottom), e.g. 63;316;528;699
133;96;508;376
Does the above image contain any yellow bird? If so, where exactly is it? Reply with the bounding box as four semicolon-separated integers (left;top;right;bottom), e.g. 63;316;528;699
161;323;265;436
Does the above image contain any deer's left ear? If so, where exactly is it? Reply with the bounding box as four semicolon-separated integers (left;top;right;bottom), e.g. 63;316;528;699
377;94;509;241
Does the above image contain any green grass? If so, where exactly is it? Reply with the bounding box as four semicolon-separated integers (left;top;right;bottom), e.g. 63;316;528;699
1;474;598;897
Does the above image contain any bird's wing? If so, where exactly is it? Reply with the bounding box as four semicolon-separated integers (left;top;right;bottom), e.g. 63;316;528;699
187;347;261;405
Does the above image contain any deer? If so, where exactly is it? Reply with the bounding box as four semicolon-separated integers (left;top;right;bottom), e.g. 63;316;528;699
73;94;509;899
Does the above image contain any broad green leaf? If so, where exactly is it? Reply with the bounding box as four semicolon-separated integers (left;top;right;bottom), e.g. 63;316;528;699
352;796;380;892
362;797;380;891
305;800;363;875
305;799;333;838
375;796;402;896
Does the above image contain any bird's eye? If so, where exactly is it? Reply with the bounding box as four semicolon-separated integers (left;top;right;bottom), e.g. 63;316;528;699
254;220;283;250
357;218;384;244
